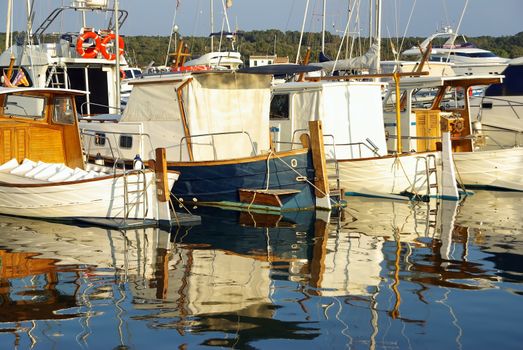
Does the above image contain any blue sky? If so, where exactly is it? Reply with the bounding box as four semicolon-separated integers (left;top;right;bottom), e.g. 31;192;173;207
1;0;521;38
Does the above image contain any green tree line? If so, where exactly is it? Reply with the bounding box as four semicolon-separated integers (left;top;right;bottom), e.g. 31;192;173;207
2;30;522;68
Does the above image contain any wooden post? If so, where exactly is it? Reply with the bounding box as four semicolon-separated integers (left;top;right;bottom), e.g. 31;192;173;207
155;148;170;202
308;120;329;199
393;72;402;153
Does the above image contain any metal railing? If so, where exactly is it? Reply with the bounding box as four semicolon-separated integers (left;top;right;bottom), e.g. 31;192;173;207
178;131;257;161
80;102;122;116
81;129;155;163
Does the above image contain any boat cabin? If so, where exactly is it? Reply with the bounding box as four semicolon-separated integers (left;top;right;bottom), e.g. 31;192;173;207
383;75;503;154
270;80;387;160
0;87;85;169
81;72;273;163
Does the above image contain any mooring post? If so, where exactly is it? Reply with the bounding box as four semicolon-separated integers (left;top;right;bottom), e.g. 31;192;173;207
154;147;172;228
308;120;332;210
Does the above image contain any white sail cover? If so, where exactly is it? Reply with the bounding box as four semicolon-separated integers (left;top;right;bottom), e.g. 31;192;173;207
310;43;379;72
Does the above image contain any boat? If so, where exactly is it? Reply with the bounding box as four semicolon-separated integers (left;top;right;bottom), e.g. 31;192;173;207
402;26;509;76
270;75;460;201
469;57;523;149
0;0;131;115
0;86;178;226
383;74;523;191
79;71;333;212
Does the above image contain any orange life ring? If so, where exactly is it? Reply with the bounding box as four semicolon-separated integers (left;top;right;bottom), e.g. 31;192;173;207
76;31;101;59
120;69;126;80
100;34;125;60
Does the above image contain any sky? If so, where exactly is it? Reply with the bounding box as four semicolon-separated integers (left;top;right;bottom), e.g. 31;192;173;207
1;0;522;39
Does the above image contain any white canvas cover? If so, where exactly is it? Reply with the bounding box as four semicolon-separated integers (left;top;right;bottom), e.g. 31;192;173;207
281;82;387;160
184;73;272;161
118;73;272;161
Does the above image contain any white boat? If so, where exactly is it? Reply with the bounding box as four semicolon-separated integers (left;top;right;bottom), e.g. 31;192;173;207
182;51;243;71
0;87;178;225
402;26;509;76
270;78;459;201
384;74;523;191
469;57;523;149
0;0;131;115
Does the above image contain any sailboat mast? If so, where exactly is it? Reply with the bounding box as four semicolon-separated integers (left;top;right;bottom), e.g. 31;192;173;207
210;0;214;51
321;0;326;53
25;0;33;41
296;0;310;64
114;0;121;111
5;0;12;50
375;0;381;73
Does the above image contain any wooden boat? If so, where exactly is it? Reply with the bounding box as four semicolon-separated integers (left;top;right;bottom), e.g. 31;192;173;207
0;87;178;225
384;75;523;191
80;72;332;212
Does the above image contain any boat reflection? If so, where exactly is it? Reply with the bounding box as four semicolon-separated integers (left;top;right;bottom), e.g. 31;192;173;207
0;190;521;348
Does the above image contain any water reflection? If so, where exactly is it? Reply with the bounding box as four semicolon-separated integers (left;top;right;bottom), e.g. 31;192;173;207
0;190;521;349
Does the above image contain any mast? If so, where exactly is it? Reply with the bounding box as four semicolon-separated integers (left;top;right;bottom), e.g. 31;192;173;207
296;0;310;64
210;0;214;51
375;0;381;74
5;0;13;50
321;0;326;53
114;0;121;111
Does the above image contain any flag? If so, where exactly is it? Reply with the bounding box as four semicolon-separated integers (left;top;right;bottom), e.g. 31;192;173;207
176;0;181;9
2;71;15;87
12;69;29;87
226;0;233;8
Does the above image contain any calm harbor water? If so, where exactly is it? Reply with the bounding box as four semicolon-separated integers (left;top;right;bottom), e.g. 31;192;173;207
0;190;522;349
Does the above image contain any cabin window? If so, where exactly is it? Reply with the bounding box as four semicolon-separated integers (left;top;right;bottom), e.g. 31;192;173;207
439;87;466;111
119;135;133;149
53;96;75;125
94;132;106;146
270;94;290;120
3;94;46;119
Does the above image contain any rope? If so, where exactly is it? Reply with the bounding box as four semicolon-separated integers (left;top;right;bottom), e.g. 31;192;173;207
452;157;468;196
247;150;274;212
272;152;340;206
392;153;419;198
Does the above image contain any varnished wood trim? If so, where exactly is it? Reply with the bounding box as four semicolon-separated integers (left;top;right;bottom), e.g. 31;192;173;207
336;151;438;163
0;169;178;188
176;78;194;161
155;148;170;202
169;147;309;167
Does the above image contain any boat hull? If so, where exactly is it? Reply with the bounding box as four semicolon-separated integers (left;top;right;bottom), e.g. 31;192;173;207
169;150;317;211
336;152;450;200
0;171;178;220
453;148;523;190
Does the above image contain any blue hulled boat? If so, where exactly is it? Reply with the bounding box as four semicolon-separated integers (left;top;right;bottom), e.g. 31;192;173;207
80;71;332;212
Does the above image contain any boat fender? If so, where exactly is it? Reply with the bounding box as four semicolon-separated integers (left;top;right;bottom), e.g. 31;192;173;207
120;69;126;80
94;152;105;166
133;154;143;170
100;33;125;60
76;31;101;59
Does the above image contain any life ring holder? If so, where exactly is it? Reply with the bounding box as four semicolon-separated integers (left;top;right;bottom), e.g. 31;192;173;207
100;34;125;60
76;31;101;59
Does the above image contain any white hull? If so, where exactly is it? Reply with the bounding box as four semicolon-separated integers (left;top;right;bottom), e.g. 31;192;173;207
335;152;449;200
451;62;508;76
0;171;177;220
453;148;523;190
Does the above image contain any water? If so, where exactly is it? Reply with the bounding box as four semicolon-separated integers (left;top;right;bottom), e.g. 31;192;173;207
0;190;522;349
